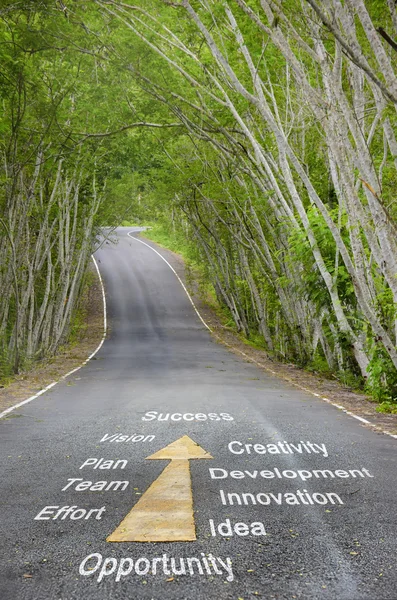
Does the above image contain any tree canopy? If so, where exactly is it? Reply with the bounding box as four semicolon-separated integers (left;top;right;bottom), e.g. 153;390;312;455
2;0;397;405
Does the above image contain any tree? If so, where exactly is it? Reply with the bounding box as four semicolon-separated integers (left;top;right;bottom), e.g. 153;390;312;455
93;0;397;397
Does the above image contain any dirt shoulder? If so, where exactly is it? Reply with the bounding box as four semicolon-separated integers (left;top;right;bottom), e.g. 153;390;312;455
0;261;104;416
140;234;397;439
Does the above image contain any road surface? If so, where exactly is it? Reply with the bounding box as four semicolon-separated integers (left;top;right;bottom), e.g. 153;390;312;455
1;227;396;599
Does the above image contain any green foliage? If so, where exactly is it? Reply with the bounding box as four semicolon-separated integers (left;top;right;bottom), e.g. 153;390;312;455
242;334;268;351
1;0;397;409
366;345;397;403
143;220;217;306
376;401;397;414
143;222;200;264
306;352;333;377
68;270;96;346
0;349;14;385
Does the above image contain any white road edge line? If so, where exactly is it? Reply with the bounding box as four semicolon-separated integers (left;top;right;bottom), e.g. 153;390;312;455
0;255;107;420
129;232;211;332
130;232;397;441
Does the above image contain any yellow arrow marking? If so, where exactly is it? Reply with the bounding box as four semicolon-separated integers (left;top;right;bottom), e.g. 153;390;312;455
107;435;212;542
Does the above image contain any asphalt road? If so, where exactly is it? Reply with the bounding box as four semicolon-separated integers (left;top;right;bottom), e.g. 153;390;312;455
1;227;396;600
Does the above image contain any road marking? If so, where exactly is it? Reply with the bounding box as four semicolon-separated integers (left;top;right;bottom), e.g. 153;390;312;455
0;255;107;420
99;433;155;443
79;552;234;582
107;435;212;542
127;232;211;331
227;439;329;456
34;505;106;520
129;233;397;440
142;410;234;422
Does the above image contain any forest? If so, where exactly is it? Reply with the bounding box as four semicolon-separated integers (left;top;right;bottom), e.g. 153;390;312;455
1;0;397;409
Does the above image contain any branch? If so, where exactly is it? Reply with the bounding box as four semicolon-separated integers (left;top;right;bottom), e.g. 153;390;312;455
304;0;397;105
377;27;397;53
75;121;184;140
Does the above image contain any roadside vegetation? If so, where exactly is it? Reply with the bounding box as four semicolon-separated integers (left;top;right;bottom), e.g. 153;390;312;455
1;1;397;411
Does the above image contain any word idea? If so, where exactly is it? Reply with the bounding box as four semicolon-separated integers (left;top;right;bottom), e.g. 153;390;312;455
209;518;266;537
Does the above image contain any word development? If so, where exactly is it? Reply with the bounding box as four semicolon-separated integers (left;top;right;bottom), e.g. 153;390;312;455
209;466;374;481
79;552;234;582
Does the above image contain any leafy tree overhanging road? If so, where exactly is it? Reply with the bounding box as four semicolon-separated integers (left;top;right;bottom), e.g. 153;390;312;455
2;2;397;401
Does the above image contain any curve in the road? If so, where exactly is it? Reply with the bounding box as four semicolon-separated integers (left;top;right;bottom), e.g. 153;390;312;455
129;232;397;440
1;227;396;600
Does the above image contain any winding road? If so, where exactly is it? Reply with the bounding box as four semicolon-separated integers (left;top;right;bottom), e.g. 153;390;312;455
1;227;396;599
